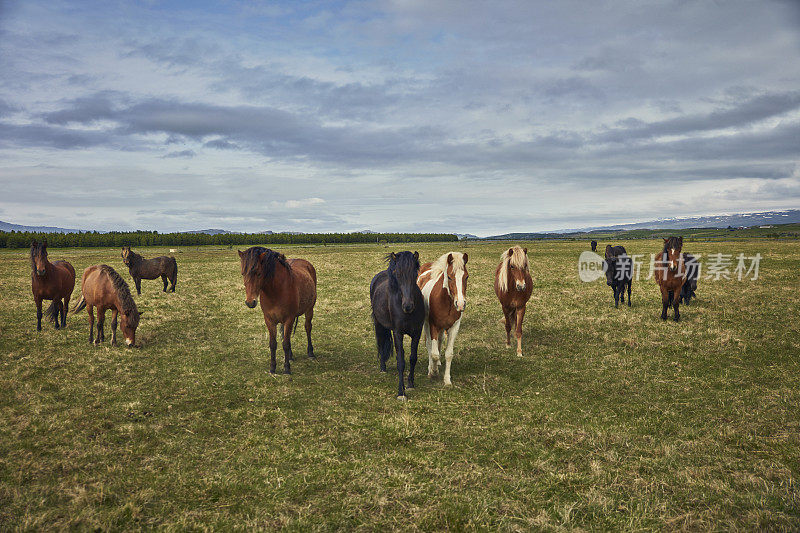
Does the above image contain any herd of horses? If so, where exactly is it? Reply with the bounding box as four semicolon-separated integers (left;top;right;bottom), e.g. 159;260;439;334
29;237;700;399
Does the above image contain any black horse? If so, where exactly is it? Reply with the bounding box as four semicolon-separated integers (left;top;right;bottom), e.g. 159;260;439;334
680;253;699;304
591;240;597;252
604;245;633;308
370;251;425;400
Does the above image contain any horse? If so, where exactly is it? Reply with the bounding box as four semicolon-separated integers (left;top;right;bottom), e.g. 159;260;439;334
494;246;533;357
604;245;633;308
680;253;699;305
591;240;598;252
655;236;686;321
72;265;141;346
238;247;317;374
30;240;75;331
370;251;425;400
121;246;177;294
417;252;468;386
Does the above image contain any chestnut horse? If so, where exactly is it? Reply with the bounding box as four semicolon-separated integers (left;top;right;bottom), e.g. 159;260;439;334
655;236;686;321
239;247;317;374
417;252;468;385
30;240;75;331
72;265;141;346
121;246;177;294
494;246;533;357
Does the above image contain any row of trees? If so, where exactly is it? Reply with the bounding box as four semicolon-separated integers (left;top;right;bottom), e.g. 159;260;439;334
0;230;458;248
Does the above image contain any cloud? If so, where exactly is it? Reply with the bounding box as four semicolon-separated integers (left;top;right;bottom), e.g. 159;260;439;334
282;197;325;209
161;149;195;158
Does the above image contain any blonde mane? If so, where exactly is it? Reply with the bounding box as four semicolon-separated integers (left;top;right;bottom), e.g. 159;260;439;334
429;252;466;295
497;246;529;293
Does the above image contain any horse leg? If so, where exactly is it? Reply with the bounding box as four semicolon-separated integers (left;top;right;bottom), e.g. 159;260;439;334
88;306;95;344
515;306;526;357
35;297;43;331
627;281;632;307
170;270;177;292
442;318;462;386
281;321;293;374
265;320;278;374
672;290;681;322
135;278;142;296
428;323;442;377
504;307;514;348
305;309;314;359
110;309;118;346
161;274;168;292
52;301;61;329
374;318;391;372
613;284;620;308
620;282;625;304
660;286;669;320
408;330;420;390
61;296;69;327
97;309;106;344
394;330;406;400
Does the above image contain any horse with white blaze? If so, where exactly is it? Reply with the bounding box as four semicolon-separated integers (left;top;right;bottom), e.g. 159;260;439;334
417;252;469;386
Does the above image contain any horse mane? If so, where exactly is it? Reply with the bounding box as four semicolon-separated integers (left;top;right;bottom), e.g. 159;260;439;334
662;236;682;253
385;251;420;282
242;247;291;280
429;252;466;294
30;241;46;271
99;265;139;320
497;246;528;293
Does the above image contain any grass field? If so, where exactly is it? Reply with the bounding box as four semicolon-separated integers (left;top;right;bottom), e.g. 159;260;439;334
1;240;799;530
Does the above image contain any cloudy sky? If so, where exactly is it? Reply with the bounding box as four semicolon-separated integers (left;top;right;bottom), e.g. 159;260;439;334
1;0;798;236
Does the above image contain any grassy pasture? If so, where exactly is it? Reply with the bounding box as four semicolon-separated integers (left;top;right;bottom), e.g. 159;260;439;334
1;240;799;530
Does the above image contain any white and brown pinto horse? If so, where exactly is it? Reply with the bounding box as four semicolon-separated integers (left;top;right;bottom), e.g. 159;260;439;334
494;246;533;357
417;252;468;385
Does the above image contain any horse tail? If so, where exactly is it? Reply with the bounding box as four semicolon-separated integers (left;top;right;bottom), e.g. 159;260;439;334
292;315;300;336
45;301;60;323
71;295;86;314
171;258;178;288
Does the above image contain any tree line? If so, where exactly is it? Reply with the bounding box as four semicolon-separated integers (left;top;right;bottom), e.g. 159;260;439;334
0;230;458;248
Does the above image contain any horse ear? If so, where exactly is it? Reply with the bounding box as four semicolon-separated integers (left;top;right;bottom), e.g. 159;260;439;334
663;238;668;243
523;247;528;255
42;240;47;248
237;250;244;258
678;236;683;244
447;253;453;265
31;240;37;246
413;251;419;261
462;252;468;264
507;248;513;257
390;252;397;261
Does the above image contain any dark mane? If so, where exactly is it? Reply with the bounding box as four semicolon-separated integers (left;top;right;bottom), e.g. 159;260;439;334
241;247;291;279
99;265;138;319
123;246;143;265
385;251;420;283
30;240;46;271
663;236;683;253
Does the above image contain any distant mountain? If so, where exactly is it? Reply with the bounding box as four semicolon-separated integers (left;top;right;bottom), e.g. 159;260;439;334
0;220;83;233
182;229;236;235
455;233;479;240
484;209;800;239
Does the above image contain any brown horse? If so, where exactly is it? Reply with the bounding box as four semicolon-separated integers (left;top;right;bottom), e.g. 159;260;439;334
655;236;686;321
494;246;533;356
72;265;141;346
121;246;177;294
239;247;317;374
417;252;468;385
30;240;75;331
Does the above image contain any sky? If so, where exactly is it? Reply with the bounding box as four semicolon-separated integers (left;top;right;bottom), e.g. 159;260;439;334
0;0;799;236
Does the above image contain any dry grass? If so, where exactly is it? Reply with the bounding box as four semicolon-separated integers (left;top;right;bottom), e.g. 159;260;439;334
1;239;799;530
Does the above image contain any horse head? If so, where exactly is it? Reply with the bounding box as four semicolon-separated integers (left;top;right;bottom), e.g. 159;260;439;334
30;240;48;277
120;309;141;347
388;251;420;314
604;245;617;286
444;252;468;312
505;246;529;291
663;236;683;272
121;246;132;266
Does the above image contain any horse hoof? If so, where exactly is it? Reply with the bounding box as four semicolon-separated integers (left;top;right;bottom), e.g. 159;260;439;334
443;381;452;387
505;342;511;348
406;385;415;390
517;352;523;358
397;395;407;401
